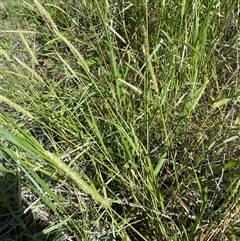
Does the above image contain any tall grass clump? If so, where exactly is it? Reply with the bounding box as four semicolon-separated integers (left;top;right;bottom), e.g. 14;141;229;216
0;0;240;240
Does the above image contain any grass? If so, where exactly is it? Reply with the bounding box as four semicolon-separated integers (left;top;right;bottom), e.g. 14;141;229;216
0;0;240;240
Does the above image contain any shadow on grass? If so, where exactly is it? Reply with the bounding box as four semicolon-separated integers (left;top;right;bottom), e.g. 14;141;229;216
0;170;52;241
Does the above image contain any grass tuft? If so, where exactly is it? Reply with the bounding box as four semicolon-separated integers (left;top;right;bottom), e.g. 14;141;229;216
1;0;240;240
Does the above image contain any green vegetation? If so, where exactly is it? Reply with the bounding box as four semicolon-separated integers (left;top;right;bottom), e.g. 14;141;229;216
0;0;240;240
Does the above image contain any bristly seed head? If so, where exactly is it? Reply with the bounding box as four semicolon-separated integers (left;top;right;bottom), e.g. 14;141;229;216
0;1;6;11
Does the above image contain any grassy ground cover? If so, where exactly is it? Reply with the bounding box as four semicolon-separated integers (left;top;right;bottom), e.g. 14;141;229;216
0;0;240;240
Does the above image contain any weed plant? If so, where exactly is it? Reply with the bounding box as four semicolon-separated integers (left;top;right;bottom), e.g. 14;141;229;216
0;0;240;240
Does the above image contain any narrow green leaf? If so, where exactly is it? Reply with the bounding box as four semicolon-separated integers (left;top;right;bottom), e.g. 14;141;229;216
212;97;232;109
